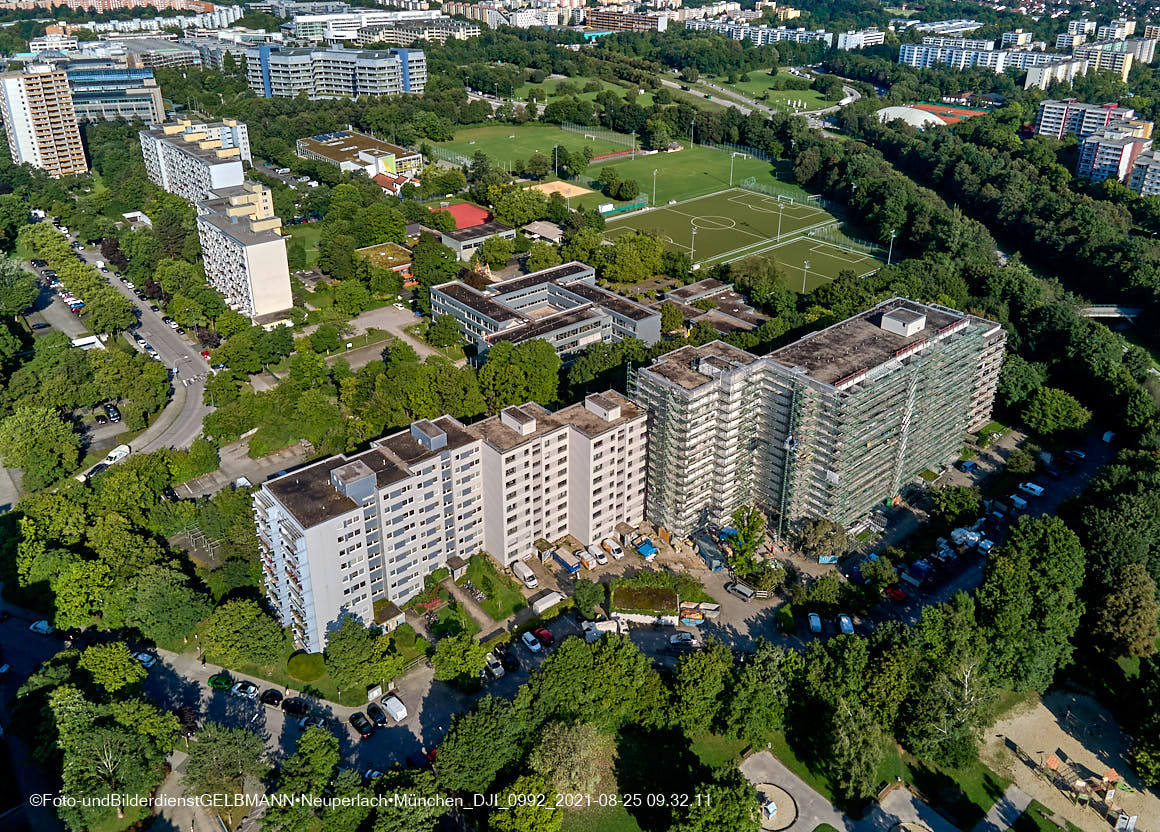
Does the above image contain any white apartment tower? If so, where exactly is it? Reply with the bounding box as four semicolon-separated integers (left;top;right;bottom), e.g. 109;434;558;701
195;182;294;319
255;417;486;652
139;118;251;201
0;66;87;177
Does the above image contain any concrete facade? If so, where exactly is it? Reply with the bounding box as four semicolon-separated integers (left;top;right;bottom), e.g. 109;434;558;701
139;118;250;201
246;45;426;98
0;67;87;177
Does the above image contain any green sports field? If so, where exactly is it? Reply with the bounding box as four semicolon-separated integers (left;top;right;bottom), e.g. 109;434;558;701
437;124;627;166
604;188;880;288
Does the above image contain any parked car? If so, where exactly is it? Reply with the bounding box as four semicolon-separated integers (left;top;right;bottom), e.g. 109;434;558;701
808;613;822;633
520;630;542;653
260;689;284;707
884;586;908;602
95;413;108;425
668;631;700;653
364;769;385;783
494;642;520;672
382;693;407;722
103;403;121;422
957;460;978;473
281;698;308;717
725;581;755;602
132;651;157;669
208;672;232;690
588;543;608;566
532;626;555;647
31;322;50;330
299;715;326;730
601;537;625;559
150;304;159;313
201;350;211;359
28;619;55;635
349;712;374;739
367;702;388;728
484;652;505;679
230;680;258;699
838;614;855;635
1018;482;1045;497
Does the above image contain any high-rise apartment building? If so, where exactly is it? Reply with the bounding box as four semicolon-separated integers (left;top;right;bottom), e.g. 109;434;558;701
1034;99;1146;139
254;391;644;650
1129;148;1160;195
195;182;294;319
836;28;885;50
255;417;487;652
0;66;87;177
245;45;425;99
139;118;250;201
1076;130;1152;183
586;9;669;31
632;299;1005;537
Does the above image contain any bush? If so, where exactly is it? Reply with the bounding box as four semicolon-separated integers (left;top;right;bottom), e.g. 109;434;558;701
393;623;418;649
287;652;326;682
776;604;796;633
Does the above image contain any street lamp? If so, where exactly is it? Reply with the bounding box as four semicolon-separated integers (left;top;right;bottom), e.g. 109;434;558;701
691;225;698;264
730;152;736;187
777;202;784;243
553;144;558;177
690;118;695;146
802;259;811;294
887;229;897;266
631;131;635;160
652;169;658;206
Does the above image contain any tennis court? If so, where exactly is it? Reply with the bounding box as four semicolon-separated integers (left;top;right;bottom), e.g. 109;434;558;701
604;188;835;265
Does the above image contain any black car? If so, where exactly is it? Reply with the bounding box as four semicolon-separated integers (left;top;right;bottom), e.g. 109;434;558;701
281;697;309;716
259;688;283;707
366;702;388;728
87;463;108;478
95;413;108;425
31;322;51;330
349;712;374;739
150;305;160;312
494;642;520;672
103;403;121;422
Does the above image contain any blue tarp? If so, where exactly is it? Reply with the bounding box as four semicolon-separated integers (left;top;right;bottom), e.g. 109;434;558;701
637;540;658;557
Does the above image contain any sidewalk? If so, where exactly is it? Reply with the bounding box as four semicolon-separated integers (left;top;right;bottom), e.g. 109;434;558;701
968;786;1033;832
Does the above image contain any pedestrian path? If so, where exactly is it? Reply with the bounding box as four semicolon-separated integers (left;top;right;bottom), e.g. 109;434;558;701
969;786;1032;832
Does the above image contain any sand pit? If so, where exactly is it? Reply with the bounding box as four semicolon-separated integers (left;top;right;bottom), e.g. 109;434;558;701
755;783;796;831
528;180;593;199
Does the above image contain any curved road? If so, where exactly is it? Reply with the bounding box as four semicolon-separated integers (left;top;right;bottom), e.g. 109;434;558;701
59;232;213;454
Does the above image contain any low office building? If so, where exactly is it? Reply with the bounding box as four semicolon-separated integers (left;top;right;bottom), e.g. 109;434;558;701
296;129;422;176
0;65;87;177
355;19;480;45
195;182;294;319
440;221;516;262
430;260;661;358
119;37;202;68
473;391;646;565
246;45;425;98
632;299;1005;537
139;118;251;201
65;64;164;123
254;416;486;652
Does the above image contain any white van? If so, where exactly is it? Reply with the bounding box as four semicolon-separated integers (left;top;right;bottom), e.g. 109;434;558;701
725;581;755;602
511;559;538;589
1018;482;1044;497
382;693;407;722
1009;494;1028;511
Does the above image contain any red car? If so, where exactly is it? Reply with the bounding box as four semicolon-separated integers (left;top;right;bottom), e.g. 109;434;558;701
201;350;211;359
532;626;555;647
884;586;908;602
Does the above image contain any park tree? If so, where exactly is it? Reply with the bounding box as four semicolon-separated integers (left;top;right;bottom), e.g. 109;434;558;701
0;257;37;317
727;505;766;574
334;280;371;316
324;617;403;693
680;769;760;832
828;698;884;801
495;189;548;227
572;578;604;620
525;241;562;272
431;632;488;682
478;340;561;412
997;354;1046;409
1005;448;1037;475
797;517;848;562
660;301;685;332
529;722;614;794
78;642;146;693
489;774;561;832
426;313;463;348
120;565;213;645
183;722;267;796
724;639;795;745
1090;563;1159;659
671;639;733;731
411;234;459;313
0;405;80;490
373;767;445;832
477;235;516;269
976;515;1086;691
263;727;340;832
436;694;528;793
929;486;981;527
1021;387;1091;436
201;599;285;667
525;152;553;180
601;232;663;284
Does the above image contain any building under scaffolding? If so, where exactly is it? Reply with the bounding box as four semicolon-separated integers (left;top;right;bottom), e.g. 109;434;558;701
631;298;1006;538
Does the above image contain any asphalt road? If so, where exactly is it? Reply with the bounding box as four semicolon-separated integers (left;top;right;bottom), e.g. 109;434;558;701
62;235;213;453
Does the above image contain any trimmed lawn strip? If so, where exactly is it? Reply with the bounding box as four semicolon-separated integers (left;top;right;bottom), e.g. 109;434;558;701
465;555;528;621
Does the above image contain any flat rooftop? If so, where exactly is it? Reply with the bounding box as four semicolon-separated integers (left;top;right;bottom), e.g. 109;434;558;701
563;281;655;321
488;305;606;346
554;389;641;438
197;211;284;246
434;281;522;323
489;261;591;295
265;416;476;527
357;242;411;269
298;130;417;164
640;340;762;391
767;299;963;385
666;277;726;302
469;402;565;452
443;220;513;243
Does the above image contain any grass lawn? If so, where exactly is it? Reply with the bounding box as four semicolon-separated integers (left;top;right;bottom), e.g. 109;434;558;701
709;71;837;112
432;601;481;639
689;731;748;768
439;123;628;166
901;755;1011;829
611;585;679;613
574;145;808;212
513;76;655;107
287;222;323;268
1012;800;1084;832
464;555;527;621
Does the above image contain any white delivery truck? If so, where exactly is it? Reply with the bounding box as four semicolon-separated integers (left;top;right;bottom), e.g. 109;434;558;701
511;559;538;589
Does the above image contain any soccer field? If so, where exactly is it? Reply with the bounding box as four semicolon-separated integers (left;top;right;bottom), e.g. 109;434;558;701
605;189;834;265
757;237;881;290
438;124;627;166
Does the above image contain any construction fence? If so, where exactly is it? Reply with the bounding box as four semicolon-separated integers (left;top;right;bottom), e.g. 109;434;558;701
807;224;888;259
697;139;775;164
430;145;471;167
